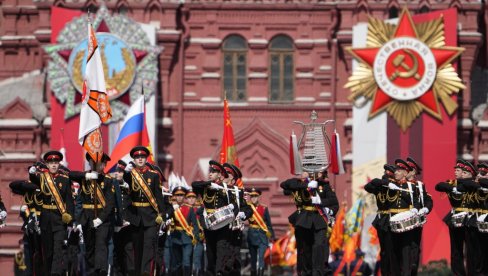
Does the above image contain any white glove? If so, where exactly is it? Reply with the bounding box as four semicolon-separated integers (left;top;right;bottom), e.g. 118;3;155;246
307;180;318;189
480;187;488;193
85;172;98;180
93;218;102;228
210;183;221;190
114;226;122;233
311;195;321;205
388;183;399;190
28;166;37;174
0;211;7;220
75;224;82;232
410;208;419;214
20;205;28;212
122;220;130;227
227;203;235;211
120;182;129;189
237;212;246;220
165;219;172;227
172;204;180;210
125;163;133;172
419;207;429;216
324;207;333;216
478;214;487;222
452;187;462;195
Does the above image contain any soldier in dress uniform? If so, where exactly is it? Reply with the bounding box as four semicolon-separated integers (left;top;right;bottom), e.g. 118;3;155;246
14;239;28;276
187;190;205;276
10;179;42;275
68;152;115;276
170;186;198;276
223;163;252;276
28;151;74;276
280;169;339;276
455;160;482;275
364;164;395;275
112;160;135;276
123;146;170;276
386;159;421;276
435;159;469;276
405;157;433;276
192;160;237;276
246;188;275;276
476;162;488;275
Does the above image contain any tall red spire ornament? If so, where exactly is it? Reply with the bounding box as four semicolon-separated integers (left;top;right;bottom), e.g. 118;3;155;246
345;8;464;131
219;99;242;187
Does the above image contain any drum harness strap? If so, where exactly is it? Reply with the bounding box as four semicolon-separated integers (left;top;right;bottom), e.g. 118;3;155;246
417;181;424;208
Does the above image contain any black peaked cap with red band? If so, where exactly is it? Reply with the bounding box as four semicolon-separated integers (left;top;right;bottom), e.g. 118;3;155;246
130;146;149;158
454;159;465;169
394;159;413;172
478;162;488;173
384;164;396;176
43;151;63;162
209;160;228;178
461;160;477;175
406;157;422;174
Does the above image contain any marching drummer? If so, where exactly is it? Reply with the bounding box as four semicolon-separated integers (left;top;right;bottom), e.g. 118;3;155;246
435;160;468;276
386;159;421;276
222;163;252;275
405;157;433;276
476;162;488;275
191;160;237;275
455;160;483;275
364;164;395;275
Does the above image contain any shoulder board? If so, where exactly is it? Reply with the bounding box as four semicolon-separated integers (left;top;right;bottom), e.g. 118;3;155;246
59;174;69;178
148;169;158;174
104;175;112;179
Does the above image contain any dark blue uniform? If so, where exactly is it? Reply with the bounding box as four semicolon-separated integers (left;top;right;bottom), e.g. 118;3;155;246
170;203;198;275
247;203;274;276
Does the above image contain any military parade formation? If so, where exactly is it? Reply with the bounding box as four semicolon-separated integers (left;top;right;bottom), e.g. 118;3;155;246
3;143;488;276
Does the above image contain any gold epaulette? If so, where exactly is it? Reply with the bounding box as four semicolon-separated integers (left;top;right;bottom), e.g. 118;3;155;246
104;175;112;179
59;174;69;178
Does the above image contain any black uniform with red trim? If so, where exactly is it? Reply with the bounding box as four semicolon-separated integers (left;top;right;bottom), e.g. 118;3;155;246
29;151;74;276
69;153;115;275
10;180;43;276
280;176;339;276
364;164;394;276
122;146;169;275
435;160;471;276
192;160;238;276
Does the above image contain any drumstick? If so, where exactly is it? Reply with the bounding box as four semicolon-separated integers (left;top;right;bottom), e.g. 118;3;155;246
382;185;413;193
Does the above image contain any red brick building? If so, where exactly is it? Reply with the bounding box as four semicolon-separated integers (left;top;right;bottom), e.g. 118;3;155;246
1;0;488;274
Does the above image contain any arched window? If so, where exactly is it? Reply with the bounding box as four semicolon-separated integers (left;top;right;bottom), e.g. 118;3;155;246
222;35;247;101
269;35;294;102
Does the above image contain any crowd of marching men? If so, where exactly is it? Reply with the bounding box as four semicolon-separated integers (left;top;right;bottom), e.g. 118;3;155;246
6;144;488;276
7;145;277;276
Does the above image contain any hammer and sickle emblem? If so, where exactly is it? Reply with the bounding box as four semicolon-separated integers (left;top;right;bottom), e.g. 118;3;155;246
389;49;421;81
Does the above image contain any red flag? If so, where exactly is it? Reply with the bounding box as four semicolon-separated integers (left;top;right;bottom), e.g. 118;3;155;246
219;99;242;187
330;131;345;175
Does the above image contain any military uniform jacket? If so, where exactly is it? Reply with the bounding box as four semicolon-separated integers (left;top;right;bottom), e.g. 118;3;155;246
412;180;433;213
192;180;239;230
457;178;485;227
69;171;115;226
9;181;42;232
364;177;391;231
435;179;469;227
171;204;199;245
229;186;253;221
248;203;275;244
123;166;166;227
280;178;339;230
113;180;131;226
30;172;74;231
386;180;421;212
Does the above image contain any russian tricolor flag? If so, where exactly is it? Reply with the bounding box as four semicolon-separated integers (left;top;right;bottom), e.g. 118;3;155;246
105;95;153;172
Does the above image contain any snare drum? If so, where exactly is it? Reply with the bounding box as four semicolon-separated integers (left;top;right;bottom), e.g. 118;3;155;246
205;205;234;230
390;211;421;233
451;212;467;228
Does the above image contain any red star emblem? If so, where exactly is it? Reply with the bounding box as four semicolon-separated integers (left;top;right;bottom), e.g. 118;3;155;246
349;9;463;120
